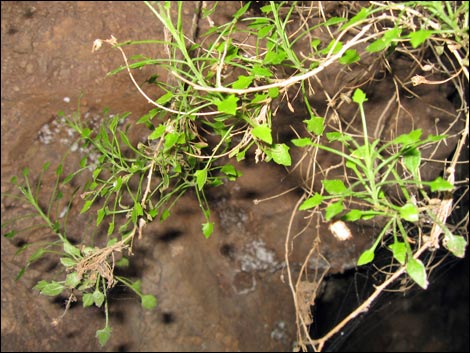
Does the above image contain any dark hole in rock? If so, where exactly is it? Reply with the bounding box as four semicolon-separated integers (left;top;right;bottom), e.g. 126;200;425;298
13;238;27;248
219;243;236;260
116;343;130;352
312;249;469;352
242;190;260;200
158;229;184;243
162;312;175;324
7;27;18;35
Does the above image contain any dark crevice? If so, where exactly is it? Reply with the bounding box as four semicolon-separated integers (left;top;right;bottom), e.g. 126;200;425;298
158;229;184;243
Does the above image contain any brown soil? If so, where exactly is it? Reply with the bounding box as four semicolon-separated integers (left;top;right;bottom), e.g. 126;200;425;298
1;2;468;352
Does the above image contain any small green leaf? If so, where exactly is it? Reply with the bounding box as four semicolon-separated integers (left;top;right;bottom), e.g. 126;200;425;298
201;1;217;17
423;134;447;143
160;209;171;222
351;145;368;159
119;131;133;149
107;222;115;236
60;257;76;267
340;7;370;30
22;168;29;177
339;49;360;65
81;128;92;139
236;150;246;161
80;200;93;214
304;117;325;135
326;132;352;143
322;179;348;195
251;93;269;104
62;173;75;184
251;65;273;78
220;164;236;176
299;193;323;210
264;49;287;65
3;230;17;239
64;242;81;258
135;203;145;221
33;280;49;292
148;124;166;140
202;222;214;239
221;164;241;181
15;267;26;281
56;191;63;201
112;177;123;192
408;30;433;48
260;4;272;13
268;87;279;98
252;124;272;144
97;208;106;226
41;161;51;172
55;163;63;177
39;281;65;296
383;27;402;42
164;132;179;150
156;91;173;105
131;202;144;224
269;144;291;166
231;75;253;89
96;326;112;347
403;148;421;176
388;242;407;265
65;272;81;289
106;238;118;247
291;138;312;147
342;210;362;221
216;95;239;116
352;88;367;104
406;257;428;289
233;1;250;19
141;294;158;310
130;280;142;292
324;16;347;26
28;248;45;263
80;157;87;168
137;108;159;124
392;129;422;145
83;293;94;307
444;234;466;258
194;169;207;191
366;38;388;53
93;168;102;180
366;27;401;53
325;201;344;221
116;257;129;267
428;177;453;192
93;290;105;307
311;39;321;51
320;39;343;55
400;203;419;222
341;209;366;222
357;249;375;266
148;208;158;219
257;24;274;38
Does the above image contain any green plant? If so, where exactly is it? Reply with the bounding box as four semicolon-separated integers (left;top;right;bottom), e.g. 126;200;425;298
2;1;468;350
296;87;464;289
3;159;157;346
